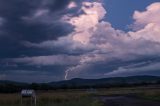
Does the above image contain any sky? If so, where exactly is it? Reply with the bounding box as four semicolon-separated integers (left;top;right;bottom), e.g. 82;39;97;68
0;0;160;82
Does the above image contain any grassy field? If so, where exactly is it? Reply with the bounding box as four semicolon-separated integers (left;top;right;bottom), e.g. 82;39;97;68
0;90;103;106
96;86;160;101
0;86;160;106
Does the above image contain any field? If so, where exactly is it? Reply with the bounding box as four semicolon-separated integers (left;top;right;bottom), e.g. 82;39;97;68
0;90;103;106
0;86;160;106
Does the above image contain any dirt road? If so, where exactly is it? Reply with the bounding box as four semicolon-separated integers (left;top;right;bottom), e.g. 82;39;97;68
98;95;160;106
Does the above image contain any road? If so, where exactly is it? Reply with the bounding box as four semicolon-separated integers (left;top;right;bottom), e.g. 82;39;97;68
98;95;160;106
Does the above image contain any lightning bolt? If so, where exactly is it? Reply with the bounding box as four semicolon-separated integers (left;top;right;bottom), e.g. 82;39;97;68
65;64;81;80
64;55;90;80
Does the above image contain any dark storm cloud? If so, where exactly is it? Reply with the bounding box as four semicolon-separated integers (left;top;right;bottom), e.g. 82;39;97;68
0;0;82;81
2;65;66;82
0;0;81;59
0;0;75;42
0;0;99;59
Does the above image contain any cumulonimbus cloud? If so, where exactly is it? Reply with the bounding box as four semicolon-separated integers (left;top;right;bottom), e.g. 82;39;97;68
17;1;160;80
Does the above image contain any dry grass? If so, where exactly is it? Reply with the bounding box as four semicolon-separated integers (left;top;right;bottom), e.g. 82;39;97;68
95;86;160;96
0;94;21;105
0;90;103;106
1;87;160;106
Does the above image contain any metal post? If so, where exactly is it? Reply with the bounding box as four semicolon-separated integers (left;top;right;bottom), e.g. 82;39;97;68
31;96;32;106
21;96;22;106
35;96;37;106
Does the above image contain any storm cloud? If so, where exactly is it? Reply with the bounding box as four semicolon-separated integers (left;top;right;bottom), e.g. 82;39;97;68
0;0;160;82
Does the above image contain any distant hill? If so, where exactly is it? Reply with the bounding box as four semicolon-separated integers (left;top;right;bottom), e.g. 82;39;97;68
1;75;160;86
0;80;29;93
0;75;160;92
49;75;160;88
0;80;27;85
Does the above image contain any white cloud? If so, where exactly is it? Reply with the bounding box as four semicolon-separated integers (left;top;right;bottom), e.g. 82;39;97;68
129;23;160;42
129;2;160;42
67;1;77;9
62;2;106;44
133;2;160;27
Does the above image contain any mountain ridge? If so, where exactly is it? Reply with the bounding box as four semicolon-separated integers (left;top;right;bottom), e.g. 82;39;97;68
48;75;160;87
1;75;160;84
